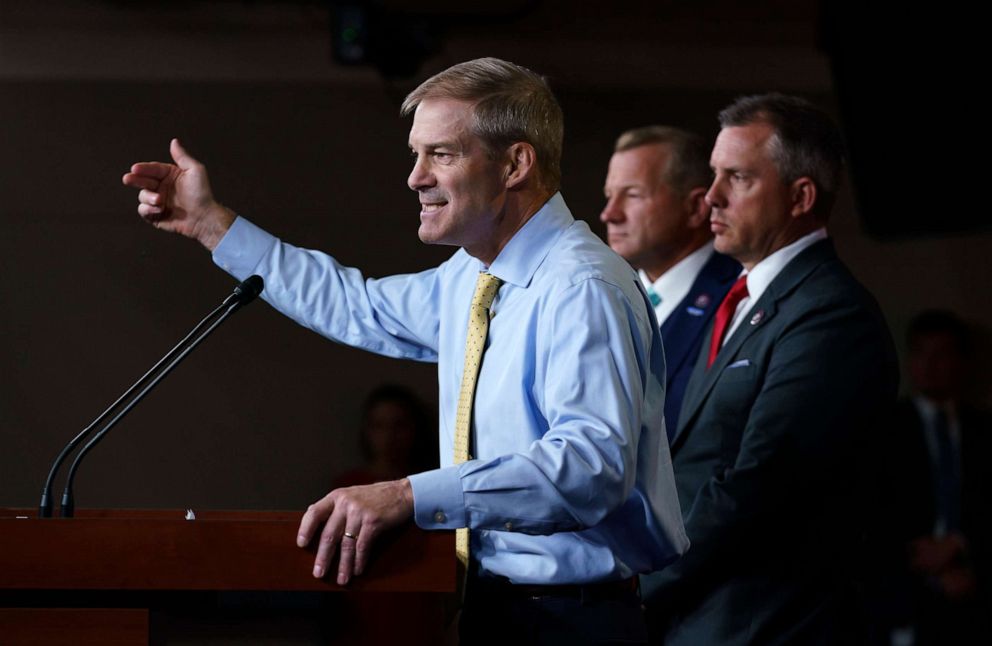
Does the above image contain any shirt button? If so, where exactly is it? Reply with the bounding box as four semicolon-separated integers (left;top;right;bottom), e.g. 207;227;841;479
504;522;513;531
433;511;446;523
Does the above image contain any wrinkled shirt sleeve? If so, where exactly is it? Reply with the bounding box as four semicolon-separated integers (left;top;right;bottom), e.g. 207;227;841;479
213;216;440;362
409;277;648;535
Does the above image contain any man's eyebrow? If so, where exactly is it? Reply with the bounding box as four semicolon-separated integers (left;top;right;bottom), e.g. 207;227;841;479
410;139;461;149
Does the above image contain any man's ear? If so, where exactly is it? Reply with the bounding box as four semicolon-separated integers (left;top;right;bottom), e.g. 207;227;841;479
505;142;538;189
789;177;817;218
683;186;710;228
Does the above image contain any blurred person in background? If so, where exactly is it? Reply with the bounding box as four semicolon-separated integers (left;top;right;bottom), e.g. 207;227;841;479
333;384;437;488
877;309;991;645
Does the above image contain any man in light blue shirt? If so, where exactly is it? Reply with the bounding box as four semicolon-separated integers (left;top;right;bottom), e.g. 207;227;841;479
124;58;687;644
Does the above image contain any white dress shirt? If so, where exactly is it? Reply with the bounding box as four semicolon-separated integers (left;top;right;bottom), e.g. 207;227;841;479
639;242;715;326
723;228;828;345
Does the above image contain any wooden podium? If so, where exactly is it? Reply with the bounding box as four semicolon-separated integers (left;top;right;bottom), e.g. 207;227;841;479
0;508;455;645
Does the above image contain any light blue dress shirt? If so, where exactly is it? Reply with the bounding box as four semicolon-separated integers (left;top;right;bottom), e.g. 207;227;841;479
213;193;688;584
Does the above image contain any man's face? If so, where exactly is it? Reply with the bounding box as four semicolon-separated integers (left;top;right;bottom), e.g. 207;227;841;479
600;144;691;274
407;98;508;255
705;122;795;269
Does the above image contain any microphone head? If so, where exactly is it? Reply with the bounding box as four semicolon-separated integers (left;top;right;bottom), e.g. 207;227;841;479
233;275;264;306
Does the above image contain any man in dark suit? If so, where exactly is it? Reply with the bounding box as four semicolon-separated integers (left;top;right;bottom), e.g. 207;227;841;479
645;94;899;645
601;126;740;438
878;310;991;645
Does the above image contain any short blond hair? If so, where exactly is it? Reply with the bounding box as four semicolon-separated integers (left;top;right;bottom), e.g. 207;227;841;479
614;125;712;196
401;57;563;191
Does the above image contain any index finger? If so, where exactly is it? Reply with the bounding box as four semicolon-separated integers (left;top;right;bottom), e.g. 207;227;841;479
122;173;161;191
128;162;175;180
297;496;334;548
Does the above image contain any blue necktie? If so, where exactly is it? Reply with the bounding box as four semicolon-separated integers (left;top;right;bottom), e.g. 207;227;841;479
932;407;961;532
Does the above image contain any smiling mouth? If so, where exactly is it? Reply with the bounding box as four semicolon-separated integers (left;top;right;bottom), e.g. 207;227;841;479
420;202;447;215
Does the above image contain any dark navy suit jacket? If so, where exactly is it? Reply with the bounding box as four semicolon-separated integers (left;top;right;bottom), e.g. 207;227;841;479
873;400;992;642
659;250;741;440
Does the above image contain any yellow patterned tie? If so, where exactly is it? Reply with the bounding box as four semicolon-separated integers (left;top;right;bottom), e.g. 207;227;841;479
454;271;502;570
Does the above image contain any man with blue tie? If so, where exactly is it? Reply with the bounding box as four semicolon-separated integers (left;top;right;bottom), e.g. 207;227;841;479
601;126;740;438
879;310;992;644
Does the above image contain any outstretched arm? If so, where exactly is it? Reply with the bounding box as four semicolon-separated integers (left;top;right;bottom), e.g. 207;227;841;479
122;138;235;250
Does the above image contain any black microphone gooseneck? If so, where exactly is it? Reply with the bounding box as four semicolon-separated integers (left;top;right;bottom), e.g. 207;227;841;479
38;275;264;518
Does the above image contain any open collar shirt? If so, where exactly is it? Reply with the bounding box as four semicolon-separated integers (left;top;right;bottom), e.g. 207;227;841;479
213;193;688;584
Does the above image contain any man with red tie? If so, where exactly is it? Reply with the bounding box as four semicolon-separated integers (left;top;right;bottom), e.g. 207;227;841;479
645;94;898;645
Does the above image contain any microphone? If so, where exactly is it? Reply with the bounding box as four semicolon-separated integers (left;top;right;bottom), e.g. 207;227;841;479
224;274;264;308
38;275;264;518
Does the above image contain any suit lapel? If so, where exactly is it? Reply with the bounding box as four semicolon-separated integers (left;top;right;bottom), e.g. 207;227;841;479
670;298;778;449
661;253;740;379
671;240;837;451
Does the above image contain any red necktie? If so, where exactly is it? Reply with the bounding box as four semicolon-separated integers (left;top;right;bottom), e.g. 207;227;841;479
706;275;748;368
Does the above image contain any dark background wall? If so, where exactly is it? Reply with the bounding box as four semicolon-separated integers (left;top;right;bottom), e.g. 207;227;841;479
2;0;988;512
